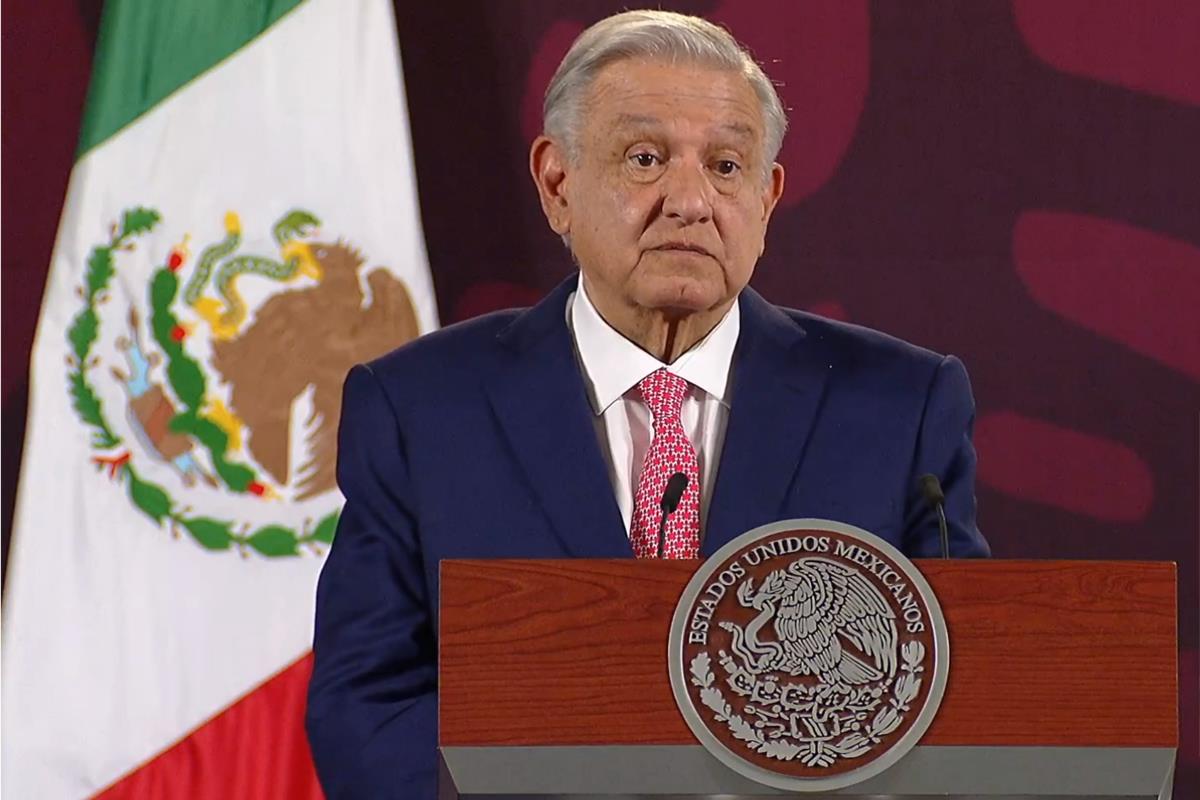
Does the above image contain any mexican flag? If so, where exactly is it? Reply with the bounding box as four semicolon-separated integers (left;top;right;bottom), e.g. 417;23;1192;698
1;1;437;796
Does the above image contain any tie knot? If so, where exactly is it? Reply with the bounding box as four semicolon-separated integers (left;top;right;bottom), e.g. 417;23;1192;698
638;368;688;424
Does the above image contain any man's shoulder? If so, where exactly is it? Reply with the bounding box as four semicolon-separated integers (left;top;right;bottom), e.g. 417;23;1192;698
366;307;524;381
753;297;969;400
778;305;946;368
755;303;976;430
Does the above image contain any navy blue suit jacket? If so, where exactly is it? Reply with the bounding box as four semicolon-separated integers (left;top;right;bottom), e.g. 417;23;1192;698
306;275;989;799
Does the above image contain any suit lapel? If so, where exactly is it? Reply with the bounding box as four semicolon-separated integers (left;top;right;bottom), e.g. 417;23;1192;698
484;275;631;558
704;289;830;555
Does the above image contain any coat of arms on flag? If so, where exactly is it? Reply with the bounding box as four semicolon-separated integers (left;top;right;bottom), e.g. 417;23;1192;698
68;206;420;558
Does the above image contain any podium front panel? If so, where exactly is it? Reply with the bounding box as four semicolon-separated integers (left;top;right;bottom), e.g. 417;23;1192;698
439;559;1177;798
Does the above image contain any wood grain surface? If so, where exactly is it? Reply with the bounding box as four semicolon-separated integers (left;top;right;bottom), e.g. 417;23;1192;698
438;559;1177;747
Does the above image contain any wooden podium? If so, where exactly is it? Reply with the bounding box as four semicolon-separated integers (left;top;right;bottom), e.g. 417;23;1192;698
439;559;1177;798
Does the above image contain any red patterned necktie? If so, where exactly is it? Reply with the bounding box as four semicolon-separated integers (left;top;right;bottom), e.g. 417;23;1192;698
630;368;701;559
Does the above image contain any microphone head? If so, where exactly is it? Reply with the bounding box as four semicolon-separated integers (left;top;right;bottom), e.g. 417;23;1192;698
661;472;689;513
917;473;945;506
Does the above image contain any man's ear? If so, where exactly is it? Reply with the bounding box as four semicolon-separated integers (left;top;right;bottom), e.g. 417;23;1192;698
756;162;786;256
761;162;785;223
530;135;571;236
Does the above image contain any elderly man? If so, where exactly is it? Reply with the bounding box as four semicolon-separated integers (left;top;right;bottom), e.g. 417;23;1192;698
307;9;988;799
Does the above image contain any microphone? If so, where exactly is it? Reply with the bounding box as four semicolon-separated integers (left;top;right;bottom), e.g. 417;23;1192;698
657;472;690;559
917;474;950;559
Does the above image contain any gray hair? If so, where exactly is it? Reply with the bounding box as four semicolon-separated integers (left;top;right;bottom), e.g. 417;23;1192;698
543;10;788;178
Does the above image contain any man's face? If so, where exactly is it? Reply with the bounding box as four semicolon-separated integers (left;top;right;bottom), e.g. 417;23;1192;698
538;58;785;319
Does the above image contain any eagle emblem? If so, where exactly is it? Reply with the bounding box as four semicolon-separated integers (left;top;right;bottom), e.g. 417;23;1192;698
670;520;948;792
64;206;421;558
731;558;898;688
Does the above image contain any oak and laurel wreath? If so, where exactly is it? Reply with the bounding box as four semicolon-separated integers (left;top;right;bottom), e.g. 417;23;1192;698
689;641;925;767
66;206;339;558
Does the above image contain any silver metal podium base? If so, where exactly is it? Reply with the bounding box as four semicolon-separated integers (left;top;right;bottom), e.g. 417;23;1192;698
439;745;1175;799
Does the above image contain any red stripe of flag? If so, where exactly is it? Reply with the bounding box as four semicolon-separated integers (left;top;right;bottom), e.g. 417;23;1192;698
93;654;322;800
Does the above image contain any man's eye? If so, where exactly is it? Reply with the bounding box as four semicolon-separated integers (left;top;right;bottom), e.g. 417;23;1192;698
713;159;741;176
630;153;660;168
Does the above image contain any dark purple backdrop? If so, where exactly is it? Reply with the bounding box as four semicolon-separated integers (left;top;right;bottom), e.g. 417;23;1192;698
3;0;1196;790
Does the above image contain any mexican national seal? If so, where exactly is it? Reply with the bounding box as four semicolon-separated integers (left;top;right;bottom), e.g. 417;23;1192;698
668;519;948;792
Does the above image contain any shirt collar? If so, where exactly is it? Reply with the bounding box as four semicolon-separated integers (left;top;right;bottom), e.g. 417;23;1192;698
568;276;740;415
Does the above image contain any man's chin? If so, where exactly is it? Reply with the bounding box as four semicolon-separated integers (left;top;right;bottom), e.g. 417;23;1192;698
634;280;729;317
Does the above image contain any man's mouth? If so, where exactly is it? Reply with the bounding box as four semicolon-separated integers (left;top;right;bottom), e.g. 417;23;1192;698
652;243;713;258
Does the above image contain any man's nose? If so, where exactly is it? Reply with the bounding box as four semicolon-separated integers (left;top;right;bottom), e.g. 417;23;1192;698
661;160;713;225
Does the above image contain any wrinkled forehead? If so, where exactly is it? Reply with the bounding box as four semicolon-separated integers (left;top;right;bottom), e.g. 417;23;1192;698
604;111;760;150
580;57;767;149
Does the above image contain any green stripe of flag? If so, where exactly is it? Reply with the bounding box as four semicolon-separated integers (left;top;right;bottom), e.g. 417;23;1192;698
78;0;304;157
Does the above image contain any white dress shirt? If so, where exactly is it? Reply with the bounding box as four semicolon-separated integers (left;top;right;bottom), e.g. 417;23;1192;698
566;278;740;539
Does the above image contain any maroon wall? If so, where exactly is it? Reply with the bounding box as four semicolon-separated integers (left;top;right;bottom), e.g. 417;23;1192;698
3;0;1196;789
1;0;99;559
